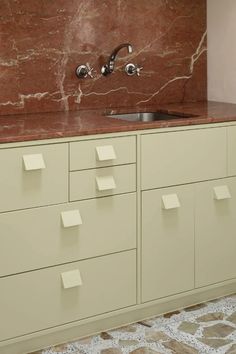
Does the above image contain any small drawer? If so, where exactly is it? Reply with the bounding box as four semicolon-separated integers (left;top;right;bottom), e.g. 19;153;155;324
0;193;136;276
0;144;68;212
70;136;136;171
141;127;227;190
0;250;136;341
70;164;136;201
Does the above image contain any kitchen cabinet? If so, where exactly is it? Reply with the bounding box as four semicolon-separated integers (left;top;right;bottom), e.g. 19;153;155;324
1;125;236;354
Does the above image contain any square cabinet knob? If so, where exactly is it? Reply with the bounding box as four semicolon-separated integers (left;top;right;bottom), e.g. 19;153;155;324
23;154;46;171
96;145;116;161
96;175;116;191
61;269;82;289
162;193;181;210
214;185;231;200
61;210;82;228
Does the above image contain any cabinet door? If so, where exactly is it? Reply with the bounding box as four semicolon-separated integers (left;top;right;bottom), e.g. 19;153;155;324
195;178;236;287
142;185;194;303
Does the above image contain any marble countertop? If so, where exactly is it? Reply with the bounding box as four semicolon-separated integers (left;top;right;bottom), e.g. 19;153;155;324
1;101;236;144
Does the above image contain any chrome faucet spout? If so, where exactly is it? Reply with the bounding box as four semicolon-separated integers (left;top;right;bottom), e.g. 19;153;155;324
101;43;133;76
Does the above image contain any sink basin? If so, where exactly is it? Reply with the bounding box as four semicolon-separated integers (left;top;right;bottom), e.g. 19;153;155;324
108;111;198;122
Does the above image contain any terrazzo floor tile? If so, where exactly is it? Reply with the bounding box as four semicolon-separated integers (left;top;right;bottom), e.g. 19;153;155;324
29;294;236;354
177;321;200;335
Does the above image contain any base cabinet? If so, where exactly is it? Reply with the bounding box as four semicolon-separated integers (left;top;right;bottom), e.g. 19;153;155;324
142;185;195;302
1;125;236;353
195;177;236;287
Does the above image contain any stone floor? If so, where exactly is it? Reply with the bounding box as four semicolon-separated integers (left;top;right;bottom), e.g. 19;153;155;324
30;294;236;354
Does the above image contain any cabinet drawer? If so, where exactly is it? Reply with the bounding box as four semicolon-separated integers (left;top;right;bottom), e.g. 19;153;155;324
195;178;236;287
0;144;68;212
142;185;194;302
70;136;136;171
0;250;136;341
141;127;227;190
0;194;136;276
228;126;236;176
70;164;136;201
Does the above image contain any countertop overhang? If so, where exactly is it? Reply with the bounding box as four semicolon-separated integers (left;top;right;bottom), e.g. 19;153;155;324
1;101;236;144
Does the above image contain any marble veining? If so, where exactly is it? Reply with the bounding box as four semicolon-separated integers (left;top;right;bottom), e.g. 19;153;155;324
0;0;207;116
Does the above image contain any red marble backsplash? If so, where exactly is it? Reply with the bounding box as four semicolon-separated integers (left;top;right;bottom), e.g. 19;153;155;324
0;0;207;116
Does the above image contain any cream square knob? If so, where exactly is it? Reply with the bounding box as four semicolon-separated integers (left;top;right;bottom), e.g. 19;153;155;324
96;175;116;191
162;193;181;210
96;145;116;161
214;185;231;200
23;154;46;171
61;210;82;228
61;269;82;289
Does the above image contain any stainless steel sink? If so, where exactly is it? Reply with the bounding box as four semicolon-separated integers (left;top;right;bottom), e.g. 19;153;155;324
108;112;197;122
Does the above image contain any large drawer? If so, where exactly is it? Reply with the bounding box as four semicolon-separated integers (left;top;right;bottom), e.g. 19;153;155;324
70;136;136;170
0;144;68;212
0;250;136;341
0;194;136;276
141;127;227;190
70;164;136;201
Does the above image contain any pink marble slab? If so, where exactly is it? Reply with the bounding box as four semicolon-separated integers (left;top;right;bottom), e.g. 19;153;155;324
1;101;236;144
0;0;206;116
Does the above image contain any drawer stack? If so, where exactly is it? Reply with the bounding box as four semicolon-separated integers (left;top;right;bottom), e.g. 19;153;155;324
0;137;137;341
69;136;136;200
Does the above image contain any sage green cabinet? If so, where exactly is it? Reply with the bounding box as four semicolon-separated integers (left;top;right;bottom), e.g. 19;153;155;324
195;177;236;287
142;185;194;302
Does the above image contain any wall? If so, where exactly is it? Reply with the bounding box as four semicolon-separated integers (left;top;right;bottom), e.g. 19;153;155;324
0;0;207;116
208;0;236;103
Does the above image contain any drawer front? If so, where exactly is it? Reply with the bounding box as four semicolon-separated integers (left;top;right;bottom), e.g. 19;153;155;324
0;251;136;341
142;185;194;302
0;194;136;276
70;136;136;171
228;126;236;176
0;144;68;212
70;164;136;201
195;178;236;287
141;127;227;190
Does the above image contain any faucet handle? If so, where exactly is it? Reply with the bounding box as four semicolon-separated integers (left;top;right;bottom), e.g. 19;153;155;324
125;63;143;76
75;64;94;79
87;65;95;78
136;66;143;76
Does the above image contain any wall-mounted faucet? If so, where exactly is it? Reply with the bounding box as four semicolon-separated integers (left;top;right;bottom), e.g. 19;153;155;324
101;43;133;76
